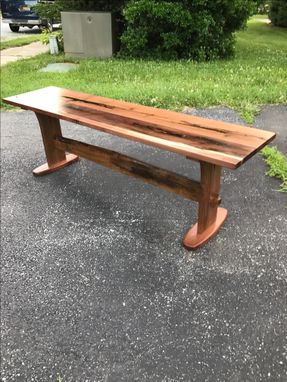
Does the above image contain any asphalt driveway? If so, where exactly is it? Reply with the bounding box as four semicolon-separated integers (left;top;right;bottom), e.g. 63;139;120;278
1;106;286;381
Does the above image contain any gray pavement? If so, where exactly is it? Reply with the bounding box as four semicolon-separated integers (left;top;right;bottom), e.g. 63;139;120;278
0;41;49;66
1;106;287;381
0;17;58;66
0;18;41;41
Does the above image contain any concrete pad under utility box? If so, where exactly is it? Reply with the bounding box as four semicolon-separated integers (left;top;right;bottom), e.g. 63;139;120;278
61;11;119;58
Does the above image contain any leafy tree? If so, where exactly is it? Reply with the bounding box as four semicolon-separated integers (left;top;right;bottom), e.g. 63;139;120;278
252;1;270;14
269;0;287;27
32;1;62;24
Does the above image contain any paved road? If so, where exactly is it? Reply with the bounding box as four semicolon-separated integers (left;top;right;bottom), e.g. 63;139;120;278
0;18;41;41
1;106;287;381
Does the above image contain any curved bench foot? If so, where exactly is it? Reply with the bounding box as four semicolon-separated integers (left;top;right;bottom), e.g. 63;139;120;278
33;154;79;176
183;207;228;250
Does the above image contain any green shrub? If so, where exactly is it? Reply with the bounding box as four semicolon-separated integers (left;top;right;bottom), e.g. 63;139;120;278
40;29;64;52
120;0;254;60
56;0;126;12
32;2;62;23
269;0;287;27
33;0;127;23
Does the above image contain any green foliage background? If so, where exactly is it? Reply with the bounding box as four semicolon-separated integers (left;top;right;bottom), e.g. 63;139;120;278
120;0;254;60
269;0;287;27
35;0;259;60
55;0;126;12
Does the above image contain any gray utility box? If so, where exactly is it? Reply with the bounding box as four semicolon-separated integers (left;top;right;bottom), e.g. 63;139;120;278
61;12;120;58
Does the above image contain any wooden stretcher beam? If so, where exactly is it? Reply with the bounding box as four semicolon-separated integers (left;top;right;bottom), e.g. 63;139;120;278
54;136;203;203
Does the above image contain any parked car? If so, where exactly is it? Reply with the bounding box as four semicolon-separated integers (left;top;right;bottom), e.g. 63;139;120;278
0;0;55;32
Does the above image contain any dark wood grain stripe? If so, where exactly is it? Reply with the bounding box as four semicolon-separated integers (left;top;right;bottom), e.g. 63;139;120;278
3;86;276;169
63;96;270;149
61;89;273;141
54;136;203;202
64;102;253;158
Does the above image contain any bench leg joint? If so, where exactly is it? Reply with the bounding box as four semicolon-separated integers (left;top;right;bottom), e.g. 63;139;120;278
183;162;228;249
33;113;79;176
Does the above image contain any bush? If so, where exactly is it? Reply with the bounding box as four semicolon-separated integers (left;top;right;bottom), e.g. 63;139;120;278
40;29;64;52
269;0;287;27
120;0;254;60
32;2;62;24
55;0;126;12
33;0;127;23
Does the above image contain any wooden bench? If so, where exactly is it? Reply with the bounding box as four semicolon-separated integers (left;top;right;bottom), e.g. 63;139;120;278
3;87;276;249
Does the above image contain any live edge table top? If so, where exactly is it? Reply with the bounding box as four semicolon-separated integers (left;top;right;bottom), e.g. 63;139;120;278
3;86;276;169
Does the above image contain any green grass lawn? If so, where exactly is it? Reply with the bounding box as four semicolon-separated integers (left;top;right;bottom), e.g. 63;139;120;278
252;14;269;19
0;35;41;50
1;18;286;123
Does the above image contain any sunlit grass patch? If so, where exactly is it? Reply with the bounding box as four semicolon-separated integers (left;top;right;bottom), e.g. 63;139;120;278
0;35;41;50
1;18;286;123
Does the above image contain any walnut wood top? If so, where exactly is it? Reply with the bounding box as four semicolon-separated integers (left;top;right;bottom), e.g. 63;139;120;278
3;86;275;169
